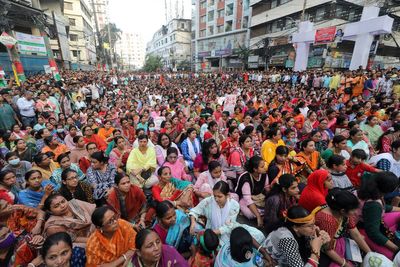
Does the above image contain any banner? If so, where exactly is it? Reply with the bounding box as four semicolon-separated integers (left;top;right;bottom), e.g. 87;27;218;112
15;32;47;56
314;26;336;45
0;32;17;49
223;94;237;114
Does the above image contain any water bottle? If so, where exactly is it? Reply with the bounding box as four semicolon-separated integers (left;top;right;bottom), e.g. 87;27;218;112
253;252;265;267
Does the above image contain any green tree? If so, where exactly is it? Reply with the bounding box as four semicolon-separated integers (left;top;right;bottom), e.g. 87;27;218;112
100;23;122;66
143;54;163;72
236;44;252;70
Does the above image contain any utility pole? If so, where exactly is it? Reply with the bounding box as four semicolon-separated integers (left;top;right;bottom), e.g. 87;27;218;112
301;0;307;21
107;20;114;69
91;0;105;69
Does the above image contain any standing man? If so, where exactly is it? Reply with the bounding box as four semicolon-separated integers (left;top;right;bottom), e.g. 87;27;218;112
0;91;21;131
17;91;36;127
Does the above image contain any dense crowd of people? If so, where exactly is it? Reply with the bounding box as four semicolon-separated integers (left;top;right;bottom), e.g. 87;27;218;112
0;67;399;266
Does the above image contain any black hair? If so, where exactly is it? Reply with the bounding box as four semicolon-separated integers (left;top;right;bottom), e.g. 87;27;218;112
349;127;362;138
326;188;359;212
186;127;196;135
114;172;128;185
230;227;253;263
43;193;62;212
155;200;174;219
91;206;113;227
351;149;367;160
135;229;157;250
392;140;400;151
72;135;82;144
202;139;220;165
208;160;221;173
212;180;229;195
266;127;280;139
201;229;219;255
44;136;54;146
25;169;42;182
90;151;109;163
41;232;72;259
267;174;297;198
0;170;15;184
5;151;18;161
166;147;178;156
56;152;70;164
157;133;172;147
137;134;148;141
86;142;97;150
366;115;377;124
113;136;125;144
376;123;400;152
275;145;289;156
208;121;217;129
300;139;314;151
157;166;170;176
285;205;310;227
61;168;77;181
239;134;252;146
332;135;346;146
242;125;254;135
327;155;345;169
359;172;399;200
34;153;48;165
244;155;263;173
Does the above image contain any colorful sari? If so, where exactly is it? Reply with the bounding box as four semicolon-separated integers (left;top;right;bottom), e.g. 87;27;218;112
295;151;324;183
152;178;197;209
131;244;189;267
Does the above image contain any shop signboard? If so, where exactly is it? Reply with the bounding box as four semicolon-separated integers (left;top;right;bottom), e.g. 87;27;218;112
315;26;336;45
15;32;47;56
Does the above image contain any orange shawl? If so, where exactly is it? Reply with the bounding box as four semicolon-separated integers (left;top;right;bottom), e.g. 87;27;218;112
86;219;136;266
296;151;320;171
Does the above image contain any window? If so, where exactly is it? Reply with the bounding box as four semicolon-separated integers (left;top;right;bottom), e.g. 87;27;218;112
69;18;76;26
225;20;232;32
208;0;214;6
242;16;249;28
72;50;78;57
271;0;277;8
200;29;206;37
218;9;224;18
65;2;73;10
80;2;91;19
200;16;206;23
208;11;214;21
217;25;224;33
181;23;185;29
200;1;206;9
70;34;78;41
208;25;214;35
226;3;234;16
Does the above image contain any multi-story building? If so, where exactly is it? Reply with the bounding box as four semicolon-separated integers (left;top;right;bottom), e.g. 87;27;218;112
92;0;108;32
115;32;146;70
63;0;96;69
146;18;192;70
249;0;400;69
192;0;251;71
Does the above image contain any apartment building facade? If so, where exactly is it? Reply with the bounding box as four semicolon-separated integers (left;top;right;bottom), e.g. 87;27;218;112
115;32;146;70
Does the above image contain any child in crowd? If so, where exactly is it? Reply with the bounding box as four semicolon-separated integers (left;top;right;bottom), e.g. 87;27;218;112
282;128;298;156
346;149;379;188
189;229;219;267
163;147;192;181
327;155;355;192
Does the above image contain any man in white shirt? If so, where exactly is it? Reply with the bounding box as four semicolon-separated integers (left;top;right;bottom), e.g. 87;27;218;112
17;91;36;127
75;96;87;110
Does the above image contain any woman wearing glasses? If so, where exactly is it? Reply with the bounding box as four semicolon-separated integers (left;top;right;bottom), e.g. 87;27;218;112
86;206;136;266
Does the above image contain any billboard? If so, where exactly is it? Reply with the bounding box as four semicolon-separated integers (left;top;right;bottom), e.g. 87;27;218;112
15;32;47;56
314;26;336;45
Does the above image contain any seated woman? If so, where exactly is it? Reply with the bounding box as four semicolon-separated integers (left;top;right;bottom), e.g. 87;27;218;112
321;134;351;161
215;226;272;267
265;205;331;267
31;153;58;181
261;127;286;169
267;145;303;185
180;127;201;170
86;206;136;267
64;125;81;150
2;151;32;190
107;172;147;231
193;138;228;178
295;139;326;183
347;128;370;158
189;181;265;246
51;152;85;190
298;169;334;212
228;134;255;178
163;147;191;181
194;161;227;200
126;134;158;189
153;200;193;254
97;120;115;142
131;229;189;267
43;194;96;249
155;133;181;166
109;136;131;170
86;151;116;206
358;171;400;260
59;168;94;203
14;138;36;163
315;188;371;267
42;136;70;161
234;155;269;227
264;174;299;235
220;126;240;159
360;115;383;149
152;166;196;210
18;170;54;208
0;170;18;204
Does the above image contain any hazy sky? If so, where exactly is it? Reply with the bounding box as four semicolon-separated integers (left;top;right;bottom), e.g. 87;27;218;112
109;0;192;44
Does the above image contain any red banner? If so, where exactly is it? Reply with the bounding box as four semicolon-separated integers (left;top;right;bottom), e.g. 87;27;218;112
314;26;336;45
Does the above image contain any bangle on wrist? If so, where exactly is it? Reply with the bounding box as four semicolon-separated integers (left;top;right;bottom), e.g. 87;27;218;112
341;258;346;267
122;253;127;261
308;257;319;266
257;244;263;251
28;263;36;267
310;248;320;259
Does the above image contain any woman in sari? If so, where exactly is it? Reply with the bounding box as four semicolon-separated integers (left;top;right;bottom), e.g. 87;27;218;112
152;166;196;210
163;147;191;181
180;128;201;170
50;152;85;190
318;118;334;143
360;115;383;149
321;135;351;161
295;139;326;183
42;136;70;161
310;129;328;154
31;152;58;181
194;161;227;200
14;138;36;163
190;181;265;246
235;155;269;226
261;127;286;169
268;145;303;184
153;200;193;254
347;128;370;158
86;206;136;266
315;188;371;267
220;126;240;159
97;120;115;142
194;138;228;178
126;134;158;189
0;170;18;204
132;229;189;267
107;172;147;231
59;168;94;203
18;170;55;208
265;206;331;267
109;136;131;170
302;110;319;137
358;172;400;260
376;123;400;153
155;133;180;166
43;194;95;248
228;134;255;177
298;169;334;212
264;174;299;235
